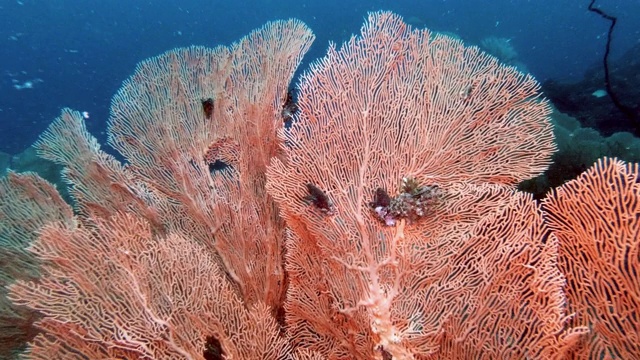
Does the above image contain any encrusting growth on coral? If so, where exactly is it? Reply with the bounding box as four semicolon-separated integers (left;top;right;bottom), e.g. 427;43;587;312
370;177;443;226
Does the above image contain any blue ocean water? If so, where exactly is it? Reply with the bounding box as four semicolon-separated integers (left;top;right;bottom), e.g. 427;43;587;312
0;0;638;154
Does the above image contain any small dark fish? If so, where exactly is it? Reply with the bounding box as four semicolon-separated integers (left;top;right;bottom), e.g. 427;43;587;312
370;187;395;226
304;183;334;215
459;83;474;101
376;345;393;360
281;90;298;124
201;98;214;119
370;187;391;208
203;335;224;360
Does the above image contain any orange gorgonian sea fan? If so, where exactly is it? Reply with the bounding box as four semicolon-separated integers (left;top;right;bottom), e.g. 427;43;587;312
544;158;640;359
266;11;569;359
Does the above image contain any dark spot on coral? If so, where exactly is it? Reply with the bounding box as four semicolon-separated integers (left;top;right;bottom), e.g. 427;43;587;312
204;137;239;175
208;159;229;173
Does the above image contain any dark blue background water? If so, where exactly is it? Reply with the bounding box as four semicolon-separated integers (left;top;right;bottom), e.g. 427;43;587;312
1;0;638;154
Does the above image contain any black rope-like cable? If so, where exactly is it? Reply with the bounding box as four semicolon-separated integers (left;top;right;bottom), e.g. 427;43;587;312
587;0;638;135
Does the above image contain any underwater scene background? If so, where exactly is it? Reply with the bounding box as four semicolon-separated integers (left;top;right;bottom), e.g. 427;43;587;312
1;0;639;155
0;1;639;359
